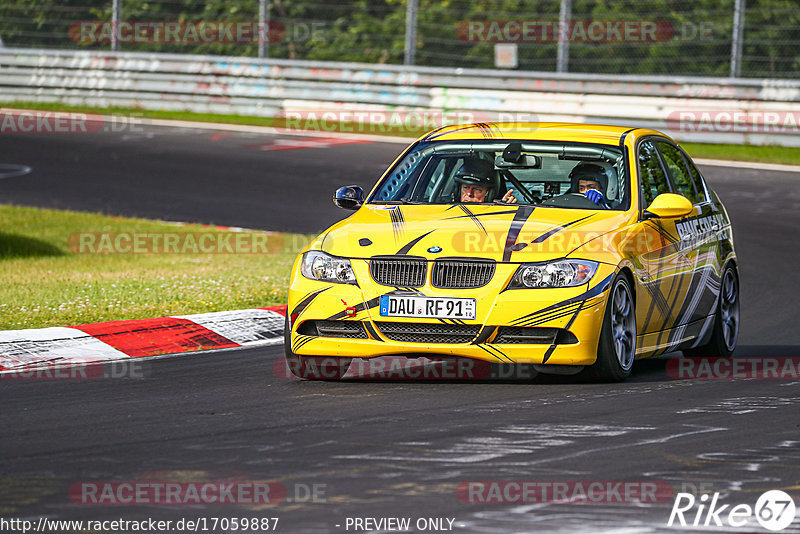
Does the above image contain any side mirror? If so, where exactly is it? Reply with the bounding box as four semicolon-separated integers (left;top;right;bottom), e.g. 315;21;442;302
643;193;693;219
333;185;364;210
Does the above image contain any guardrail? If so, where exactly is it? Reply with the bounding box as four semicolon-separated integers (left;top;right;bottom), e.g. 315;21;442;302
2;48;800;146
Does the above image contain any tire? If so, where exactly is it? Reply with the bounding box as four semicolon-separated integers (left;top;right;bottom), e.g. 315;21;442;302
587;273;637;382
284;315;352;380
683;264;739;358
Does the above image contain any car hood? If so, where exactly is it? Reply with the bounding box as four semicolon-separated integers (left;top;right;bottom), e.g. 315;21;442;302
320;204;631;262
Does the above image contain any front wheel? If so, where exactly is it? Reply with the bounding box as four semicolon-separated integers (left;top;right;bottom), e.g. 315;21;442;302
683;264;739;358
587;273;636;382
284;315;351;380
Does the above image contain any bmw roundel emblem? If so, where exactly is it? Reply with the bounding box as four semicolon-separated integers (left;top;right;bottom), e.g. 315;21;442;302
427;246;443;253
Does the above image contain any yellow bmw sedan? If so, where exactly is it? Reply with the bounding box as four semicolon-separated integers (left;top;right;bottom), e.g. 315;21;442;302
284;123;739;381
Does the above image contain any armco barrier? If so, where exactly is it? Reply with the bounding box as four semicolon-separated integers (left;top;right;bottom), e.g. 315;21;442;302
2;48;800;146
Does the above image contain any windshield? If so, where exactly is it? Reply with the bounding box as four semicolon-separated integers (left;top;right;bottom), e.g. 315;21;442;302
368;140;629;210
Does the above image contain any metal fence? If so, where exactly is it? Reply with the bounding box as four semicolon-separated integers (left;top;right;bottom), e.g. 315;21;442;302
0;0;798;79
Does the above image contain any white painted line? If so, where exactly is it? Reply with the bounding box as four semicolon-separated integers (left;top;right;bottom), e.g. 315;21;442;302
0;327;128;370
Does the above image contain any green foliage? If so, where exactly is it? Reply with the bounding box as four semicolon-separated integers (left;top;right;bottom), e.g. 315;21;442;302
0;0;797;77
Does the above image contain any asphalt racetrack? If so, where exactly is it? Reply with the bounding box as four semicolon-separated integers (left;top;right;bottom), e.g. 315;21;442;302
2;124;800;533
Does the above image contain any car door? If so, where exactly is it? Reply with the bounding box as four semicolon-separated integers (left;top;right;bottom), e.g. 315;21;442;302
632;138;695;348
653;140;720;331
676;146;722;323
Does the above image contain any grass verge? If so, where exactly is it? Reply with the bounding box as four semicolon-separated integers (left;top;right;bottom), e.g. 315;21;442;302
4;101;800;165
0;204;310;330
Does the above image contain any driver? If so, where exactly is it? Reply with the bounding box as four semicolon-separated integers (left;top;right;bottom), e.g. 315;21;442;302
569;163;611;208
454;158;517;204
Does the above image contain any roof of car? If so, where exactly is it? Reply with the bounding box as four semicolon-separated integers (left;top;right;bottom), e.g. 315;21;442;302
417;122;673;145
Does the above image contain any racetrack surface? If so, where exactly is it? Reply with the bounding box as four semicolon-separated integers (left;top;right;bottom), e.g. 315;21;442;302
2;125;800;533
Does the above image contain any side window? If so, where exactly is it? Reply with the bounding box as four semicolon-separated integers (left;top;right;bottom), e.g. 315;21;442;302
681;150;708;203
657;142;699;204
424;159;449;199
637;140;670;206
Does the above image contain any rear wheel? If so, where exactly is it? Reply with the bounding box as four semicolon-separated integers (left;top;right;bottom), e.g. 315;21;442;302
588;273;636;382
683;264;739;358
284;315;351;380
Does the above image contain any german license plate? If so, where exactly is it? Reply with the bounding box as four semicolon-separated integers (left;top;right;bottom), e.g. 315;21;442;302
379;295;476;320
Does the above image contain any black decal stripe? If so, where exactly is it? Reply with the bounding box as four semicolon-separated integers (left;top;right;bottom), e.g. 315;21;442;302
645;221;679;245
541;345;558;364
640;282;660;334
324;296;382;321
514;295;603;327
518;306;586;327
641;227;675;332
641;278;672;326
542;301;586;364
427;124;480;141
293;335;315;352
474;122;491;138
512;301;583;326
389;207;405;241
476;343;510;362
363;321;382;341
295;336;315;351
391;287;425;295
656;268;687;348
503;206;536;262
510;273;614;325
290;287;331;317
458;204;488;234
482;343;513;362
396;230;435;255
445;209;519;220
532;215;594;244
471;326;496;345
422;125;448;141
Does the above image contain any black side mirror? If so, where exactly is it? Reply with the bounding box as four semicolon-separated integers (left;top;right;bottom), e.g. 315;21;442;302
333;185;364;210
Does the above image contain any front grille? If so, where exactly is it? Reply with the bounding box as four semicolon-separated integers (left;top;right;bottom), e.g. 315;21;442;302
493;327;578;345
431;259;495;289
298;320;368;339
370;256;427;287
375;321;480;344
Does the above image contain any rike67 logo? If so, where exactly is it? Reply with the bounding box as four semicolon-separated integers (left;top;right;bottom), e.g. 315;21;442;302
669;490;796;531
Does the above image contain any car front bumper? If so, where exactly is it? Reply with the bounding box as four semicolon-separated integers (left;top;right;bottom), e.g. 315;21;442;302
287;260;617;366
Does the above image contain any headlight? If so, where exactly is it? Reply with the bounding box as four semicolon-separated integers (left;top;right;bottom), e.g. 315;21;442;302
509;259;598;289
301;251;357;284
